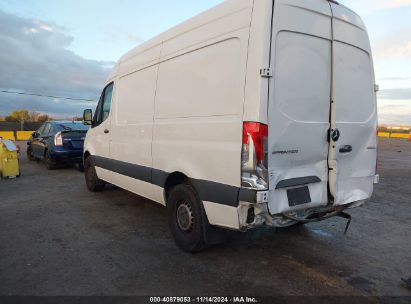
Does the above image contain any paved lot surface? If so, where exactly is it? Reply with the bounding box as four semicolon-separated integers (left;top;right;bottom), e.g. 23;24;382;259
0;138;410;296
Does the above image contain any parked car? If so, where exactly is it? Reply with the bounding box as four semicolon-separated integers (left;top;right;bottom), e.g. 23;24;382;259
27;121;89;170
82;0;379;252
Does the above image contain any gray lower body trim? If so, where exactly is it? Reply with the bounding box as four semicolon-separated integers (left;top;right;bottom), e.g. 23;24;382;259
93;156;152;184
238;188;258;204
91;156;254;207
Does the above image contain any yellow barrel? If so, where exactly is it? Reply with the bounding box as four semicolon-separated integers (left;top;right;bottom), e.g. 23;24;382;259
0;140;20;179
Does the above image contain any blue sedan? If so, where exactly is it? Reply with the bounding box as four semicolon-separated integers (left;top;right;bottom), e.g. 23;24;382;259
27;121;90;170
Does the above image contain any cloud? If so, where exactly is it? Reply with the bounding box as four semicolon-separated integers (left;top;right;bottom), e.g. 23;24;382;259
0;10;111;116
379;88;411;100
371;28;411;59
376;0;411;9
376;41;411;59
378;77;410;81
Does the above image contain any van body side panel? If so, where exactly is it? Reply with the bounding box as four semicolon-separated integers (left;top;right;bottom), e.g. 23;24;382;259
156;38;245;119
109;65;159;202
153;9;252;227
203;201;240;230
151;3;253;227
153;37;246;186
95;167;113;183
267;0;332;215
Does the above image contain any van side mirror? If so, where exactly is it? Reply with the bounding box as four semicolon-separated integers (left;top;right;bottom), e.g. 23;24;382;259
32;132;40;138
83;109;93;126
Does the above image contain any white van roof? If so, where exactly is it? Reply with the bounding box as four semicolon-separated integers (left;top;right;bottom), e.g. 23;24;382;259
107;0;368;81
107;0;252;81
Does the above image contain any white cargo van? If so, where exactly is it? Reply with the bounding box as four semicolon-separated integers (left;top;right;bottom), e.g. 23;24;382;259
83;0;379;252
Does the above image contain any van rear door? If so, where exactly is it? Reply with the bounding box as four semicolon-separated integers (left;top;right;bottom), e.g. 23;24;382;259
267;0;333;215
267;0;378;215
327;3;378;205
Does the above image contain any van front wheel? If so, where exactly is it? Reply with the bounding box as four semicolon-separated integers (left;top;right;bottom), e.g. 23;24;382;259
167;184;207;253
84;157;105;192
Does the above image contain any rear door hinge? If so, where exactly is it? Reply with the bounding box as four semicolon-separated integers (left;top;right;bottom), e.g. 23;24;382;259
374;84;380;93
260;68;273;78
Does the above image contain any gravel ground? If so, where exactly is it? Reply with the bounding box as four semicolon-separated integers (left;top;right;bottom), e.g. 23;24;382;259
0;138;410;297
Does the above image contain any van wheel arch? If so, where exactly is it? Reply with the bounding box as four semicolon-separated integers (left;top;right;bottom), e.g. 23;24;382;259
84;156;105;192
164;172;194;203
164;172;229;251
83;151;91;162
164;174;209;252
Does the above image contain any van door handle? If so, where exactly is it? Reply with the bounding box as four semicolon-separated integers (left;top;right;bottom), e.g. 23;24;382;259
339;145;352;153
104;129;110;134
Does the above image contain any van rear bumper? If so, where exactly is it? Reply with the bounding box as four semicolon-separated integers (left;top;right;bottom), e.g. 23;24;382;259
237;198;366;230
203;188;366;231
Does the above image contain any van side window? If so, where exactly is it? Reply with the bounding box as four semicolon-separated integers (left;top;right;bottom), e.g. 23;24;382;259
102;83;114;121
93;95;104;127
93;82;114;127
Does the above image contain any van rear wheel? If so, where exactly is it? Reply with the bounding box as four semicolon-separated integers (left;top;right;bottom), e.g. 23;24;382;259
167;184;207;253
84;157;105;192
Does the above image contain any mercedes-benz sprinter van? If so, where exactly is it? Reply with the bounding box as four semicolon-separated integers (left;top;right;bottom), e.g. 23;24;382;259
83;0;379;252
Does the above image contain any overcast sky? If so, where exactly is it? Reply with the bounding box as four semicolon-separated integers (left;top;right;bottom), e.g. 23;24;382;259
0;0;410;124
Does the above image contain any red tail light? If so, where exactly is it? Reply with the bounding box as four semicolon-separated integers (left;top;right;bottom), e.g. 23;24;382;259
241;122;269;190
242;122;268;162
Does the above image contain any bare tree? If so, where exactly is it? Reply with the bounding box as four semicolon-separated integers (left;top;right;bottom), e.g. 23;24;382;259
28;111;40;122
37;114;51;123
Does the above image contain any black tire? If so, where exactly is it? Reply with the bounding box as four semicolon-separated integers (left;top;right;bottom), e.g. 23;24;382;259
84;157;105;192
167;184;208;253
27;146;36;161
45;150;57;170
